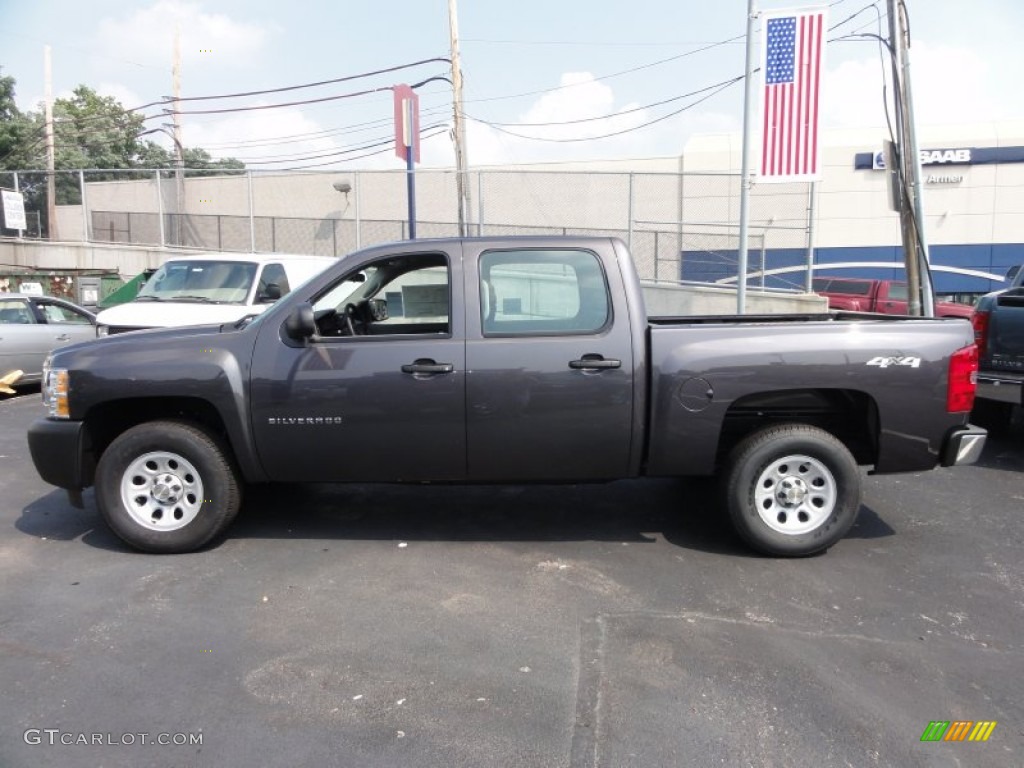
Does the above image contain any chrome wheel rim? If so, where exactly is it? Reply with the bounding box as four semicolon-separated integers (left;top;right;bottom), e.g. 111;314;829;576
120;451;204;531
754;454;836;535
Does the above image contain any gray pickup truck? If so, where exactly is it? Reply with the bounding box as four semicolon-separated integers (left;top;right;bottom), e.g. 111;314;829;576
28;237;986;556
972;265;1024;428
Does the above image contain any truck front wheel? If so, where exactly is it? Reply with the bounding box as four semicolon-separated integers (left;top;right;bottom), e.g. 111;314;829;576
723;424;861;557
95;421;241;553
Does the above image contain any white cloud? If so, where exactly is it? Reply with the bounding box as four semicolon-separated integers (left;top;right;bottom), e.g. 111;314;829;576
822;41;1001;129
458;72;659;165
97;83;144;109
95;1;273;70
182;107;340;165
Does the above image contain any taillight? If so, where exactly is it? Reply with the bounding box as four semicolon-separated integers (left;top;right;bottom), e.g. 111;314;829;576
971;310;990;360
947;344;978;413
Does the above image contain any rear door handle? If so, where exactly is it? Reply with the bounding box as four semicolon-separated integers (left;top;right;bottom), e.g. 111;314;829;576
569;354;622;371
55;334;72;341
401;358;454;375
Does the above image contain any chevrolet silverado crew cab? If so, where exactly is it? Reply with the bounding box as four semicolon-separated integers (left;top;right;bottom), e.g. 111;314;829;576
28;237;986;557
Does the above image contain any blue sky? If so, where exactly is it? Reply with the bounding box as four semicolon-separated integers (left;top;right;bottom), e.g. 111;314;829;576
1;0;1022;169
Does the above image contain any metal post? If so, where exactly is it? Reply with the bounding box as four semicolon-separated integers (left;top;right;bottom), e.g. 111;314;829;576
404;98;417;240
13;172;24;239
627;172;635;251
886;0;921;315
805;182;818;292
407;149;417;239
736;0;759;314
759;236;766;291
247;170;255;252
477;171;485;236
156;170;165;246
449;0;471;235
654;231;660;281
354;171;361;249
78;170;88;242
898;2;934;317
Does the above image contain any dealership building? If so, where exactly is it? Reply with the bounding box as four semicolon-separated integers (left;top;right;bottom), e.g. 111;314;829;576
677;119;1024;295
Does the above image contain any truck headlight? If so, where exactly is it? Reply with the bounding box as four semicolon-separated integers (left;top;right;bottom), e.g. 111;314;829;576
42;359;70;419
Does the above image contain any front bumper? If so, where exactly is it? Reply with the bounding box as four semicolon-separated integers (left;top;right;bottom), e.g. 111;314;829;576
976;372;1024;406
940;424;987;467
27;418;95;491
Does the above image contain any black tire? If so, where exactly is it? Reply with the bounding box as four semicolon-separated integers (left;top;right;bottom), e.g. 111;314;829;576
723;424;861;557
95;421;242;553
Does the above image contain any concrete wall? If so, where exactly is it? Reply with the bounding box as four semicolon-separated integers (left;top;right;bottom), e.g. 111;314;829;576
0;238;200;278
641;282;826;316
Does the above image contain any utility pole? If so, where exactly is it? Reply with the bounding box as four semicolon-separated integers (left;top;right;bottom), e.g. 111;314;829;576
171;25;186;246
448;0;472;236
735;0;758;313
886;0;931;315
44;45;58;241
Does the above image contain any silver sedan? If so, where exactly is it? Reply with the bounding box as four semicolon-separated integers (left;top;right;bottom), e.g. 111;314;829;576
0;293;98;391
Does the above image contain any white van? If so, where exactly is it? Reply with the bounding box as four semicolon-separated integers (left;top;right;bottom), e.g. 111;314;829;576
96;253;334;335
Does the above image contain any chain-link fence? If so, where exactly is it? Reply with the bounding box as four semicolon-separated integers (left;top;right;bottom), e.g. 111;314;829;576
2;167;817;286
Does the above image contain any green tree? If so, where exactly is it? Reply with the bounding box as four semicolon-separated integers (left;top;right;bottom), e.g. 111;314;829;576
0;76;244;233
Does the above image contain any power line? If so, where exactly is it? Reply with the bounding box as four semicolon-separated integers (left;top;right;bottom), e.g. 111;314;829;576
467;75;743;143
461;33;746;106
155;57;451;104
476;78;745;128
230;123;447;165
281;127;449;170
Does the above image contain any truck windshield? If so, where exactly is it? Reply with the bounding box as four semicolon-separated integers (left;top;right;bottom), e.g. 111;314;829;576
137;260;258;304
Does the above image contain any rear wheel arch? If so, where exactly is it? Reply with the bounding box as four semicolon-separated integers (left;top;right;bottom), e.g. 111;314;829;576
716;388;879;469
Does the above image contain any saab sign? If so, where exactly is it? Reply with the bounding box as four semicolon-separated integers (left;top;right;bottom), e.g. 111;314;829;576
856;145;1024;170
871;148;971;170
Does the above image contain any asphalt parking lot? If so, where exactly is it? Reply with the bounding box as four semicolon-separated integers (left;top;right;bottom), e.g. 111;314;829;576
1;391;1022;768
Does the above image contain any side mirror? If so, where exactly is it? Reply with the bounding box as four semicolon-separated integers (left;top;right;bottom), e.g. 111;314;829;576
284;302;316;341
260;283;283;303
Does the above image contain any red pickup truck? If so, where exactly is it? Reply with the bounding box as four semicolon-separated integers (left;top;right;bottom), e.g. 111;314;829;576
812;277;974;318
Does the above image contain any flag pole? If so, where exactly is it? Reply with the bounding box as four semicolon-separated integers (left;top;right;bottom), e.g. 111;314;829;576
736;0;758;314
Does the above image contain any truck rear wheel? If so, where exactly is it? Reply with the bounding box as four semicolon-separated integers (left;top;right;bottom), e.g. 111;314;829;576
95;421;241;553
723;424;861;557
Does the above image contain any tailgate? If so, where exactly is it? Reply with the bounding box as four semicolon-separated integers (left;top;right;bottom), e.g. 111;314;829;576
989;290;1024;369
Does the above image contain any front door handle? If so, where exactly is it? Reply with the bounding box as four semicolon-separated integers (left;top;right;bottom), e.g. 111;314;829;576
401;358;454;375
569;354;622;371
55;334;72;341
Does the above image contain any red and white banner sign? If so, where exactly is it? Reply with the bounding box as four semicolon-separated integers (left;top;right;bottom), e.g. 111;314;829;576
759;8;827;182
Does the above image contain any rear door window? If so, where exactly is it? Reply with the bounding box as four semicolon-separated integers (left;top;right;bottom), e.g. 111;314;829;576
479;249;610;336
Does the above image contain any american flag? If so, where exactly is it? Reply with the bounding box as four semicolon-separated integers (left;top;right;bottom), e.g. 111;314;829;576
759;9;826;181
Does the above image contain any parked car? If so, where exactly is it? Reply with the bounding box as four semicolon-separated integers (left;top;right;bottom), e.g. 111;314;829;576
0;293;97;389
94;253;335;335
28;237;984;557
812;277;974;318
971;264;1024;431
